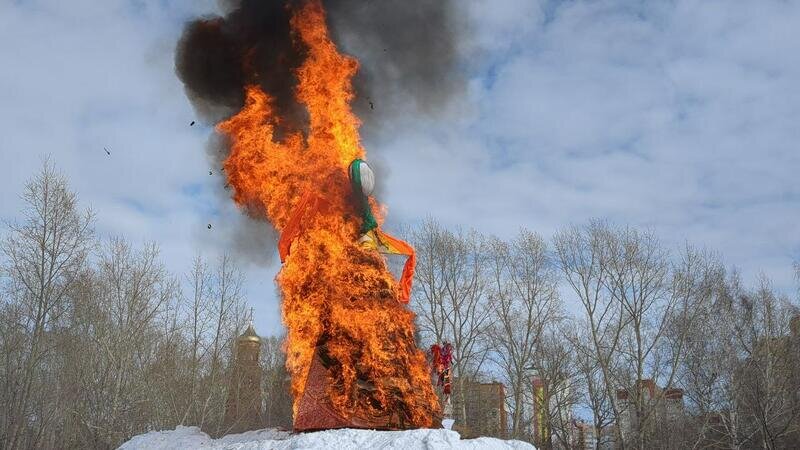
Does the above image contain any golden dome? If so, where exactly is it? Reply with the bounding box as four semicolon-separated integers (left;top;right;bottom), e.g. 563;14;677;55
237;323;261;343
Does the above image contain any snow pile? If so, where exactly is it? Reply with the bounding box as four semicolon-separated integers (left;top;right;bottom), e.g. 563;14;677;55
118;426;536;450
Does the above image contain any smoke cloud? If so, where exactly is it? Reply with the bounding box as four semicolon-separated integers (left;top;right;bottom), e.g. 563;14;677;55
175;0;464;128
324;0;465;128
175;0;308;133
205;133;279;267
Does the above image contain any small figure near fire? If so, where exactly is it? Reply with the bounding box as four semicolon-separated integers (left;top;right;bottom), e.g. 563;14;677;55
431;342;455;429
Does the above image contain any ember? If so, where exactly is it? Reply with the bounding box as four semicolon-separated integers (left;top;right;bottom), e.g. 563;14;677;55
211;1;438;430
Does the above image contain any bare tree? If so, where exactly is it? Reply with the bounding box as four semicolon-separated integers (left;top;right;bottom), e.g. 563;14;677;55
173;255;214;427
208;254;247;436
260;335;292;428
486;230;561;439
608;234;724;449
0;162;265;448
554;221;627;448
726;277;800;449
409;218;492;427
538;327;583;450
600;225;671;450
571;325;615;450
0;161;94;450
64;238;180;446
554;222;720;450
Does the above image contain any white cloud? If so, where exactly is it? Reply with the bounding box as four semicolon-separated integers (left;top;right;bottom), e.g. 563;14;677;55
376;0;800;294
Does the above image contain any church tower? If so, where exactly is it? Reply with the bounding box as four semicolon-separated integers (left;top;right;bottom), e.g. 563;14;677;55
222;320;265;434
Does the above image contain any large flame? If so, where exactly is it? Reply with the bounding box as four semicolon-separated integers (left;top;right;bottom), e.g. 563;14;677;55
217;0;438;426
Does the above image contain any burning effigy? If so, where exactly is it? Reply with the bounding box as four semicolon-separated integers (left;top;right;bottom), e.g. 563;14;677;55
176;0;440;431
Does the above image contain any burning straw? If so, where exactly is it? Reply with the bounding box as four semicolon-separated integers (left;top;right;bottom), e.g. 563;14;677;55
176;0;448;428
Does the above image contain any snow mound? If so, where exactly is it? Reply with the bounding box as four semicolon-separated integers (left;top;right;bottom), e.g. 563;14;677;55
118;426;536;450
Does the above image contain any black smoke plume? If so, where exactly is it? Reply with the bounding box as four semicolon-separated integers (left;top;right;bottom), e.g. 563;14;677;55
176;0;308;132
324;0;465;127
175;0;463;129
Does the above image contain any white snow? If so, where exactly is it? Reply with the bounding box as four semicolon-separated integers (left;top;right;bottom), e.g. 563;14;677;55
118;426;536;450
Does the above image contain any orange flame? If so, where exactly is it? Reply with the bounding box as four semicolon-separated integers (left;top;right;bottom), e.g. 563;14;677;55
217;0;438;426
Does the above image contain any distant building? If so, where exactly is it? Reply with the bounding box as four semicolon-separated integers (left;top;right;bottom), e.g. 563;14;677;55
451;379;507;439
729;314;800;448
530;377;573;449
596;426;617;450
570;420;596;450
222;324;265;434
615;379;684;448
532;377;549;446
676;315;800;448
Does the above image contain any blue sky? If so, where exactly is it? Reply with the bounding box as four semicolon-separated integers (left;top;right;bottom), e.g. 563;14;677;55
1;0;799;335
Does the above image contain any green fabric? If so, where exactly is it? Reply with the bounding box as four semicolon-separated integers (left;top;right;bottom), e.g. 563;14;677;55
350;159;378;233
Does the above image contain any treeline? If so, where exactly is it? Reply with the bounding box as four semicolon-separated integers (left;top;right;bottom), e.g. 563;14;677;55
407;220;800;449
0;163;290;450
2;163;799;450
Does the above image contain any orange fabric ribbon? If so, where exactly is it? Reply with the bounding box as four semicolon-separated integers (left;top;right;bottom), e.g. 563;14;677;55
277;190;416;303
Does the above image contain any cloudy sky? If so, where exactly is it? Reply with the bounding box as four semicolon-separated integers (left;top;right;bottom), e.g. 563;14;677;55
1;0;798;335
